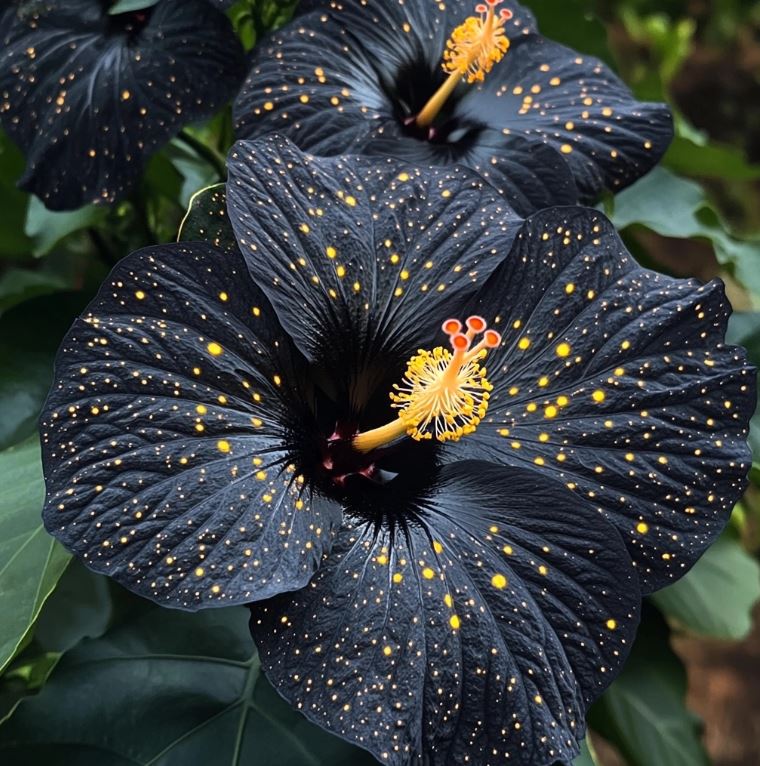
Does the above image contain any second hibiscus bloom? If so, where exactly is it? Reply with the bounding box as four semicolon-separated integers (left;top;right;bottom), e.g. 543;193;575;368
234;0;673;215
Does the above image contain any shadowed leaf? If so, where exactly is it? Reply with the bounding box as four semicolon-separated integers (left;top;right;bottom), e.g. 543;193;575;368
0;606;378;766
610;166;760;297
652;534;760;639
178;183;237;253
589;607;710;766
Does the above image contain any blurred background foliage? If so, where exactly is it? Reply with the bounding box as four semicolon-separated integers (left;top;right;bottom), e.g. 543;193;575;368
0;0;759;764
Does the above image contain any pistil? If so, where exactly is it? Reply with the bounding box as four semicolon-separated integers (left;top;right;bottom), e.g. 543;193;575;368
353;316;501;453
415;0;513;129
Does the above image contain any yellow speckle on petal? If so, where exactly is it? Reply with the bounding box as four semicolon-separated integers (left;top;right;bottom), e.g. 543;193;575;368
491;573;508;589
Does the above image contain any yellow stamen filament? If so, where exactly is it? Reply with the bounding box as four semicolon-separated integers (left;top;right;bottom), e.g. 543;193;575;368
353;316;501;452
416;1;513;128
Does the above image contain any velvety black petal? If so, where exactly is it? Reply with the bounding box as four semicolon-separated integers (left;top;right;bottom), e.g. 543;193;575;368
458;34;674;200
453;207;755;593
250;462;640;766
364;128;579;217
226;136;522;376
40;242;342;609
0;0;245;210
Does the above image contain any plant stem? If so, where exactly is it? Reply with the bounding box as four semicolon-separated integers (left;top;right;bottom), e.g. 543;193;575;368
177;129;227;180
88;228;120;268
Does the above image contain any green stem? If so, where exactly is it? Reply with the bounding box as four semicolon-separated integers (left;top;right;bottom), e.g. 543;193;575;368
130;194;157;246
177;129;227;180
88;228;120;267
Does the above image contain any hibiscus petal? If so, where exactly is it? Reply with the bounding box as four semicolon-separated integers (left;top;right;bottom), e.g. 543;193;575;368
0;0;245;210
459;34;673;200
41;242;342;609
363;128;580;216
250;461;639;766
226;136;522;376
455;207;755;592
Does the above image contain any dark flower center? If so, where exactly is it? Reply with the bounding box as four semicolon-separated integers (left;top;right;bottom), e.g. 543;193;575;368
385;0;512;146
293;316;500;525
378;60;479;150
105;2;154;38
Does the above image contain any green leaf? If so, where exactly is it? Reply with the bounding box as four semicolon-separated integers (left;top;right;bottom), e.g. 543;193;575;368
589;607;710;766
0;348;52;451
178;183;237;253
726;312;760;460
0;652;59;727
0;439;70;674
108;0;161;14
0;606;378;765
610;166;760;296
665;135;760;182
651;534;760;639
0;291;92;450
0;269;68;316
0;131;32;260
34;561;112;654
573;738;600;766
165;138;220;208
24;197;106;258
524;0;614;66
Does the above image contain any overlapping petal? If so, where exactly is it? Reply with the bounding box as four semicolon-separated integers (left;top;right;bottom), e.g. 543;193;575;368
0;0;245;210
233;0;670;213
226;136;522;380
458;34;674;200
451;207;755;592
251;462;640;766
40;242;342;609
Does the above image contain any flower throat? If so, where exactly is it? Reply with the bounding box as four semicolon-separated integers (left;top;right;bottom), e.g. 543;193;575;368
414;0;513;130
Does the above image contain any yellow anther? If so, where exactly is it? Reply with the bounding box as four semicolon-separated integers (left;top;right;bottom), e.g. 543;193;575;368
353;316;501;451
442;2;512;84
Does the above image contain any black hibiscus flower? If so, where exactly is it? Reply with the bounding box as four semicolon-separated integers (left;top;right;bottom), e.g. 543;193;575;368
232;0;673;216
0;0;245;210
41;137;753;765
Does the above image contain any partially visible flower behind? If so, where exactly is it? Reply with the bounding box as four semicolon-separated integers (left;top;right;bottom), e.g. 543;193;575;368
39;136;753;766
0;0;245;210
233;0;673;215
